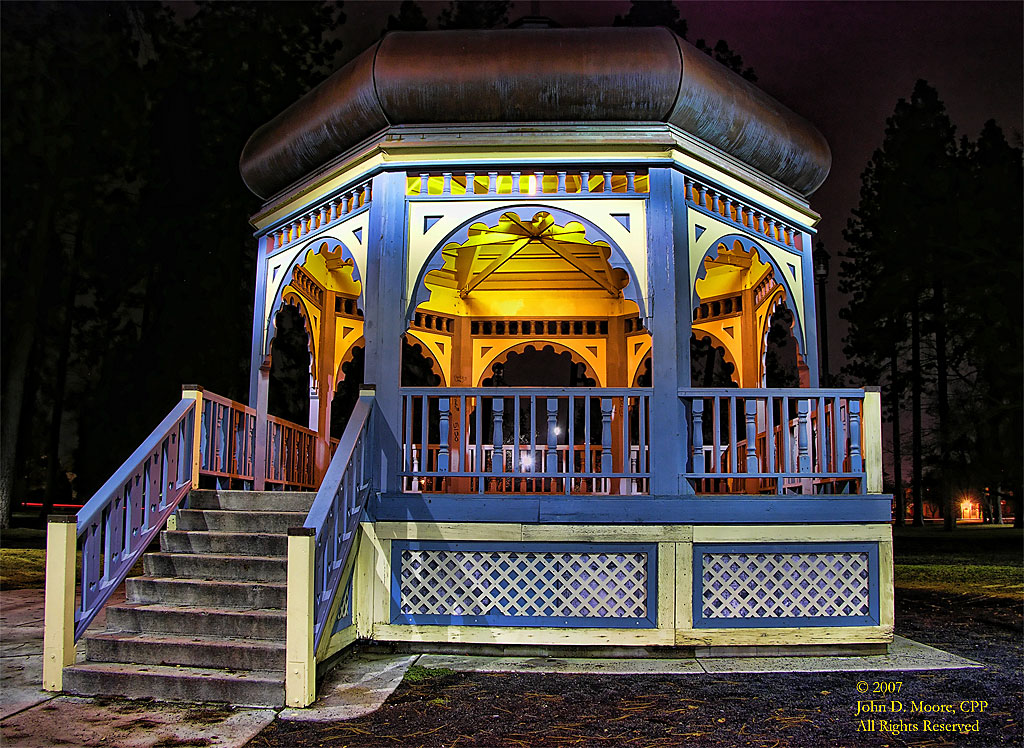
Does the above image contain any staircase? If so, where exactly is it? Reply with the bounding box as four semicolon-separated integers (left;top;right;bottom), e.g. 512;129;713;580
63;489;315;708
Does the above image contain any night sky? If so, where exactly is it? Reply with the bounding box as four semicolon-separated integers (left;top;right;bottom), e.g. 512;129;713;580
338;0;1023;372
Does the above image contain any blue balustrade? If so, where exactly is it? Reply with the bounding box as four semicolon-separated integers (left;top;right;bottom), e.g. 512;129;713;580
678;388;867;494
302;393;375;650
74;397;196;640
400;387;652;495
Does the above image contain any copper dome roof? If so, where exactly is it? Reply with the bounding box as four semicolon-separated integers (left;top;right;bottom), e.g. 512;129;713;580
240;27;831;199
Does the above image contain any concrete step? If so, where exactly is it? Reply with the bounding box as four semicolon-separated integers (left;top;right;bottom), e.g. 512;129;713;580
63;662;284;708
105;603;286;639
143;553;286;582
188;489;316;513
127;576;287;609
85;631;284;671
160;530;288;556
176;509;306;533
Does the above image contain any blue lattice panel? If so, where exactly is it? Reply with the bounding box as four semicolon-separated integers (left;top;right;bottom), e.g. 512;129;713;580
693;543;879;628
391;542;657;628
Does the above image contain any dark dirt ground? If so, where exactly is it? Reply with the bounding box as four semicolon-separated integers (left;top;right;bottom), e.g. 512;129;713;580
246;590;1022;748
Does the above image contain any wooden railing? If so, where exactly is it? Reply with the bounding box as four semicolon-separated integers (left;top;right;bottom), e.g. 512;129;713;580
679;388;869;494
285;389;375;707
198;390;317;490
400;387;652;495
267;415;317;490
199;391;256;484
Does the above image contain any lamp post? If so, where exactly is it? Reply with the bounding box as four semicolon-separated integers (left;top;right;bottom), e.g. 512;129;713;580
813;243;831;387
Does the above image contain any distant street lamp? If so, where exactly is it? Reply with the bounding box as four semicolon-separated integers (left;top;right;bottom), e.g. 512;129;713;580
813;244;831;386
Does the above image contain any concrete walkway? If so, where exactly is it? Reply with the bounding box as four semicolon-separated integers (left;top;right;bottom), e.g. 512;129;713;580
1;588;982;746
417;636;981;676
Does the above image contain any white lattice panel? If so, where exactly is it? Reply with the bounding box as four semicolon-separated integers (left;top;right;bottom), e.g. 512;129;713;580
399;549;649;619
701;552;870;619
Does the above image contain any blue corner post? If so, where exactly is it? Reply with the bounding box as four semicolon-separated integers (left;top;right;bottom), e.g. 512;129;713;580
362;171;407;495
646;168;692;496
800;230;821;387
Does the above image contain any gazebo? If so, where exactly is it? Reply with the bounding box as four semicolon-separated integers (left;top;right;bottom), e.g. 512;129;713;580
44;26;892;709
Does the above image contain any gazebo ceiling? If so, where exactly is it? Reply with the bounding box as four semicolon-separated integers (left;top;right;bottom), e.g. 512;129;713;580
240;27;831;200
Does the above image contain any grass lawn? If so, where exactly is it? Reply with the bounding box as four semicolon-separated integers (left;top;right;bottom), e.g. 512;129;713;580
892;523;1022;599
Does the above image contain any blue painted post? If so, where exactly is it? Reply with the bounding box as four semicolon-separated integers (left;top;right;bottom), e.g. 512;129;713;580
253;361;270;490
465;172;475;195
362;171;407;495
691;398;704;474
511;171;521;194
800;230;822;387
534;171;544;194
438;398;450;473
557;171;566;194
797;398;811;473
745;399;759;473
600;399;613;474
849;398;863;473
491;397;503;474
603;171;613;193
419;173;429;195
545;398;558;474
580;171;590;193
647;168;691;495
488;171;497;195
442;172;452;195
248;236;271;408
627;171;636;193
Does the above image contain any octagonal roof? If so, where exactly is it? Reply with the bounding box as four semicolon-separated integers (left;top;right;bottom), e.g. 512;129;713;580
240;27;831;200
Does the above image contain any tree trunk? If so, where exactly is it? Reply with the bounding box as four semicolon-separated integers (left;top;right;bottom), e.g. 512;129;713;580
890;347;905;526
910;300;924;526
0;331;34;529
42;218;84;517
934;280;954;532
0;198;56;528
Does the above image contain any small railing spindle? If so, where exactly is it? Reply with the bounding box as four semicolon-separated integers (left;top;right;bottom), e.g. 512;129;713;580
492;397;504;474
546;398;558;474
600;398;613;474
797;398;811;472
849;398;863;473
745;398;759;473
438;398;450;472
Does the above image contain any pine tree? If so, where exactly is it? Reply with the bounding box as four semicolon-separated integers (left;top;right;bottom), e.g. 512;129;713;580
841;80;1022;530
841;80;960;527
438;1;510;30
614;0;757;81
385;1;429;33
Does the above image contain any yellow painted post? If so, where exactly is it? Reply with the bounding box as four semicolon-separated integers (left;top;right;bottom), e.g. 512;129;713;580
863;388;883;494
181;385;205;488
43;515;77;691
285;528;316;707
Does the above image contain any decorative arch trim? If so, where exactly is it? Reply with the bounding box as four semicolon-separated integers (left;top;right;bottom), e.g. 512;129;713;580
264;237;364;356
691;230;807;358
691;328;740;385
406;204;647;322
474;339;602;388
403;332;449;387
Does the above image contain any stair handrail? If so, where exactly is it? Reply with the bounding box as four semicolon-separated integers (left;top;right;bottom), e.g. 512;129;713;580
299;388;375;655
57;388;201;646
